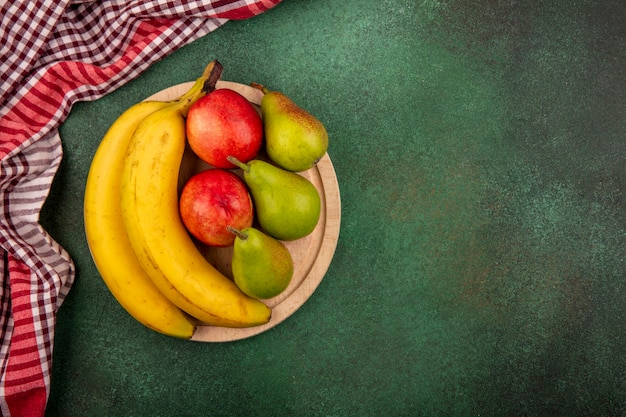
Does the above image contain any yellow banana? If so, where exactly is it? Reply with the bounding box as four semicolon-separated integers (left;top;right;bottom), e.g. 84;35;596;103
84;99;197;339
120;65;272;328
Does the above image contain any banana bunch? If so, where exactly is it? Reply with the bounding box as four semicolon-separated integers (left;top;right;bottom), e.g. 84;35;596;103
84;61;271;339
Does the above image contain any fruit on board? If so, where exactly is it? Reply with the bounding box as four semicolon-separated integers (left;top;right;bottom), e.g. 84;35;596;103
84;61;335;337
227;156;321;241
186;88;263;169
119;61;271;328
179;169;253;247
228;226;294;299
251;83;328;172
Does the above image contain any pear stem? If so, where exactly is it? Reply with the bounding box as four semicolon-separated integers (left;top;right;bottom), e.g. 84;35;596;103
250;82;270;95
226;226;248;240
227;155;250;172
202;60;223;93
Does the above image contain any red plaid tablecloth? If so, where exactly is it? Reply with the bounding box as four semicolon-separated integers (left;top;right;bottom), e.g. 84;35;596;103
0;1;281;415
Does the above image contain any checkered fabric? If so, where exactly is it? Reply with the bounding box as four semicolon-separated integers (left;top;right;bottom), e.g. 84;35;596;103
0;1;281;415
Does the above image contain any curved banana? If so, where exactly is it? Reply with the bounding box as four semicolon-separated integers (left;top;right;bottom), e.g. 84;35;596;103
84;99;197;339
120;72;272;328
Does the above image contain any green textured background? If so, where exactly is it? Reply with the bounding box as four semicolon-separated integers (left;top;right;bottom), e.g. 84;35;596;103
42;0;625;416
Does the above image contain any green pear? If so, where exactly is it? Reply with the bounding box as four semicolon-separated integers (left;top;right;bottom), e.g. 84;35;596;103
227;156;321;241
227;226;294;299
252;83;328;172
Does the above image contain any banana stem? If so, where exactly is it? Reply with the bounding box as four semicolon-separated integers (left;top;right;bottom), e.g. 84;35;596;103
226;226;248;240
202;60;223;93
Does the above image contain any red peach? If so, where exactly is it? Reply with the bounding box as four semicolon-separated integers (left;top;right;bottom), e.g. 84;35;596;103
179;168;253;247
186;88;263;169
